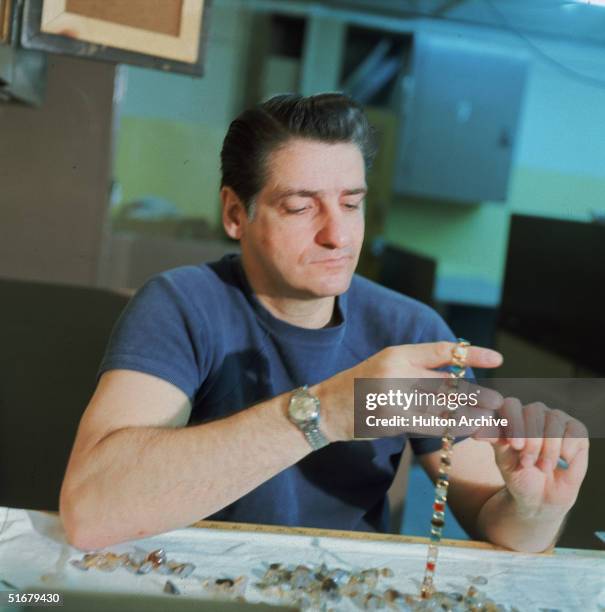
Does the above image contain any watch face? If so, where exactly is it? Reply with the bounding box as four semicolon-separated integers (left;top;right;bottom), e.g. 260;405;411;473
291;395;319;422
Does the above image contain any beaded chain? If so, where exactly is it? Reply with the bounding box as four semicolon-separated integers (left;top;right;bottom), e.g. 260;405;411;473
420;338;470;600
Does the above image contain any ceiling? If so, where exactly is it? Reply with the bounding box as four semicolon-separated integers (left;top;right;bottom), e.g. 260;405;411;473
274;0;605;47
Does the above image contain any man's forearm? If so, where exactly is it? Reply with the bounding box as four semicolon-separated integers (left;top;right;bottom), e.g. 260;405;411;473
476;487;567;553
61;391;311;549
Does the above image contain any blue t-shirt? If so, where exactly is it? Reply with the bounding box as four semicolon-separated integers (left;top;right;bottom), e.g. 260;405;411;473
98;254;458;533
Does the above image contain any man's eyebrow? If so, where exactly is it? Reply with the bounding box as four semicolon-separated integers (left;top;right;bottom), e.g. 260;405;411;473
275;189;318;199
274;187;367;199
342;188;367;196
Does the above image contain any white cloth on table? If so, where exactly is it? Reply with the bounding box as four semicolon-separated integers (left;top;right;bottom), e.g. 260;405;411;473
0;507;603;611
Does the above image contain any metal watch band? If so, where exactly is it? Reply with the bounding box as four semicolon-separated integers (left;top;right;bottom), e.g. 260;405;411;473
303;425;329;450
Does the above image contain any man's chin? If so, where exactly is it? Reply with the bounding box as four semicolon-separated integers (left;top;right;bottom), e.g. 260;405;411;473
303;274;354;298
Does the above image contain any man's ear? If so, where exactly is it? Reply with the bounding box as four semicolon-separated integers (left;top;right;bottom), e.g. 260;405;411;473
221;186;247;240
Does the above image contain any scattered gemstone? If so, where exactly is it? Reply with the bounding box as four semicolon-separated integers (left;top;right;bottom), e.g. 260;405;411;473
163;580;180;595
69;548;196;580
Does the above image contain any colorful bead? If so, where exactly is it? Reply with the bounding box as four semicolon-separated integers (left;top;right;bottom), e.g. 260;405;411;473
433;501;445;512
449;365;465;378
426;561;435;572
436;485;448;500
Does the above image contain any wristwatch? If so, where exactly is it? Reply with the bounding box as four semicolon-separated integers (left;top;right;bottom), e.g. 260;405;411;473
287;385;330;451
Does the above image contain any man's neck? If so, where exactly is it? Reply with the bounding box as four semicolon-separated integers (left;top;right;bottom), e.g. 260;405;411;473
255;292;336;330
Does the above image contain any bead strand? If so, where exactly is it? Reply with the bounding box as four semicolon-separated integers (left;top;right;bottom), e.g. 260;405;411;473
420;339;470;600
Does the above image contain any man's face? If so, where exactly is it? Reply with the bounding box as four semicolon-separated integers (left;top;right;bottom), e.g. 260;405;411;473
239;138;366;299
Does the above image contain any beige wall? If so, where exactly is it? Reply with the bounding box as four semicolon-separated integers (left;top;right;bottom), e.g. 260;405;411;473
0;55;115;286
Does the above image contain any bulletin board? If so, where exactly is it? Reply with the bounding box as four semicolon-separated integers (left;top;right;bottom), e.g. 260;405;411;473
0;0;11;42
21;0;210;76
39;0;204;63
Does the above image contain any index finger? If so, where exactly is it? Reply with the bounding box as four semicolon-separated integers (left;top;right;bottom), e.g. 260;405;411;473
408;341;503;370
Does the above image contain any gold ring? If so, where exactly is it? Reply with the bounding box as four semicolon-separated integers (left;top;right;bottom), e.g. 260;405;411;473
449;338;470;380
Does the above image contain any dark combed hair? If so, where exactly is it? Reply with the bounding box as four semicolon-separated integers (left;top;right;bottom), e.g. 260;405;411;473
220;92;376;211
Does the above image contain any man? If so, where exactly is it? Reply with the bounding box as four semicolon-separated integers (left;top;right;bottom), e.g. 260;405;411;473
60;93;588;553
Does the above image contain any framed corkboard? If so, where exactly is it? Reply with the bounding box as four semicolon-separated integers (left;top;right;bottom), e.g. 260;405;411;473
39;0;203;63
0;0;12;43
21;0;210;76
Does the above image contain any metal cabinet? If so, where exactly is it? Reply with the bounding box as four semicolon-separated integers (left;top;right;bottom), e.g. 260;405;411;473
393;31;528;202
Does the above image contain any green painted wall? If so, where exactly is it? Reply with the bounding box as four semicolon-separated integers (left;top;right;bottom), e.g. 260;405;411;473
112;3;254;227
115;117;224;221
385;166;605;288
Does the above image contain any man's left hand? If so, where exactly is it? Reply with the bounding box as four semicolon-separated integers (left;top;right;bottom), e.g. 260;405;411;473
476;397;589;518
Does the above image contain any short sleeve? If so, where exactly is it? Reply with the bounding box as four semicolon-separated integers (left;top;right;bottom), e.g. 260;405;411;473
408;309;472;456
97;274;204;402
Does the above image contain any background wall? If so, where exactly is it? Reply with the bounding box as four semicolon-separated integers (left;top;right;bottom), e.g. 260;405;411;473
0;55;115;286
112;4;605;303
384;24;605;296
112;3;255;224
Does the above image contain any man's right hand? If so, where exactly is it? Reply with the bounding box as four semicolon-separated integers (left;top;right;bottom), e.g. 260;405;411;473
313;341;504;442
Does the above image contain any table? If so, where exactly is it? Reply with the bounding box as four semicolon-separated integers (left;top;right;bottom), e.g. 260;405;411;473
0;507;603;610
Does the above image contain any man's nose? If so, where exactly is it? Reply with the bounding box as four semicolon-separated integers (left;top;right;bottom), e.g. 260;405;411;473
315;208;348;249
